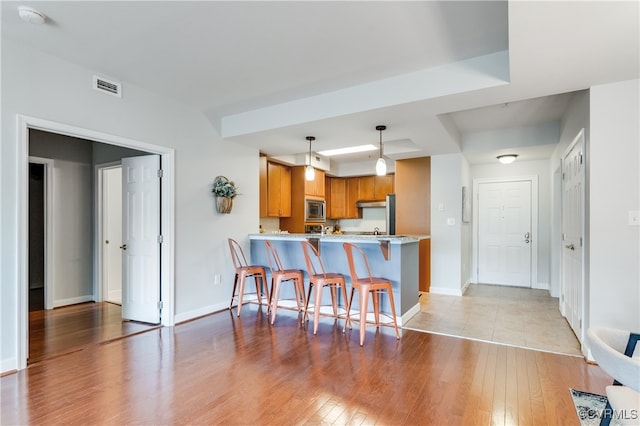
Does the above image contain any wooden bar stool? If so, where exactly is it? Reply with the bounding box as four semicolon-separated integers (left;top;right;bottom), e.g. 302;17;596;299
228;238;268;316
264;240;306;325
342;242;400;346
301;240;349;335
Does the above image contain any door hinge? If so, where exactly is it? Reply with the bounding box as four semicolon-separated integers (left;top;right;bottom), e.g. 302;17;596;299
562;233;566;241
158;301;163;311
579;153;583;165
158;235;163;244
579;237;583;247
157;169;163;178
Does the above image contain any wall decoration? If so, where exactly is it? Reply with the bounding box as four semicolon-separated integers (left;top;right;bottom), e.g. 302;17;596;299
212;175;238;214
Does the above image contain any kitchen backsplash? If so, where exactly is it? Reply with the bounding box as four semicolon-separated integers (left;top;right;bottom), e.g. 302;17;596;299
334;208;386;234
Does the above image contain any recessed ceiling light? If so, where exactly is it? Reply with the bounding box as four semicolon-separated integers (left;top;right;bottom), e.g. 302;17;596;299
317;144;377;157
18;6;47;24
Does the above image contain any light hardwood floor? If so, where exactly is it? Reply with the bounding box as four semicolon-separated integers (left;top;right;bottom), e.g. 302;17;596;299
405;284;583;356
2;302;611;425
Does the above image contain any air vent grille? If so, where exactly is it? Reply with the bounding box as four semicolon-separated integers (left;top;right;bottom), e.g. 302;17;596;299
93;75;122;98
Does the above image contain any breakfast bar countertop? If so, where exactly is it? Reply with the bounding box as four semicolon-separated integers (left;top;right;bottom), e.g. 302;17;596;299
249;233;429;244
249;233;424;324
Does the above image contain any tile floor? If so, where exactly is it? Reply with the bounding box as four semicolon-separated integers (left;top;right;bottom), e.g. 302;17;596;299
403;284;583;357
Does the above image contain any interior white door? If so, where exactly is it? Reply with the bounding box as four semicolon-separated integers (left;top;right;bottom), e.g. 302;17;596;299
121;155;161;324
103;167;123;305
478;180;532;287
561;133;585;338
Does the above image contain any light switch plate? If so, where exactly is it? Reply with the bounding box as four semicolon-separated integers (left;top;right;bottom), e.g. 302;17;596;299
629;211;640;226
447;217;455;226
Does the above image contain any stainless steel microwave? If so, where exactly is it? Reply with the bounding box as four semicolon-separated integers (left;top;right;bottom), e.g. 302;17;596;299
305;198;326;222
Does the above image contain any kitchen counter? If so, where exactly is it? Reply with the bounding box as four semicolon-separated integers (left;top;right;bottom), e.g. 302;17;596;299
249;233;427;325
250;233;428;243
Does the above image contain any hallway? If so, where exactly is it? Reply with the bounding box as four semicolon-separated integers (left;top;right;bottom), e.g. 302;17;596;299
404;284;582;357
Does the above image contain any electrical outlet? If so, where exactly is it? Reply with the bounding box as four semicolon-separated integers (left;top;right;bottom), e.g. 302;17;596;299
214;274;221;285
447;217;455;226
629;211;640;226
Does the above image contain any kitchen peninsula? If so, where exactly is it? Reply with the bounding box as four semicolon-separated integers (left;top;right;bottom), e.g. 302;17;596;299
250;233;427;325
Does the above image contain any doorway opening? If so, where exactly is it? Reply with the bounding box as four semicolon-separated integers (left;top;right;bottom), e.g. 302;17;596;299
17;115;175;370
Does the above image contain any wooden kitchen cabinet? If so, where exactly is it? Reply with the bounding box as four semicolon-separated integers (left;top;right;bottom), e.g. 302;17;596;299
346;178;361;218
357;176;375;200
327;177;346;219
374;175;394;200
265;161;291;217
305;169;325;197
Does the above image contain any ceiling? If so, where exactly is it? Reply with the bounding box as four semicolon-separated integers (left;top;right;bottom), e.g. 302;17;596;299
2;1;638;173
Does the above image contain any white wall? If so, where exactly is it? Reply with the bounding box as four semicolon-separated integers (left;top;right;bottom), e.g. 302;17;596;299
430;154;463;295
30;131;94;306
588;79;640;332
1;39;259;372
470;159;551;289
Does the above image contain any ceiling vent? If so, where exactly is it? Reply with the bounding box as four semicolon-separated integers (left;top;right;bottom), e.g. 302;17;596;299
93;75;122;98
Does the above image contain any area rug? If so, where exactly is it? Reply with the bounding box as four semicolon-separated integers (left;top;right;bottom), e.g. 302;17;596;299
570;388;616;426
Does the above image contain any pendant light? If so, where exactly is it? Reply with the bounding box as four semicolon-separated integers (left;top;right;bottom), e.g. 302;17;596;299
375;125;387;176
305;136;316;181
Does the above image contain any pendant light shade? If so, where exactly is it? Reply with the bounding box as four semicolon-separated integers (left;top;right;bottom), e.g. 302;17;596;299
375;125;387;176
305;136;316;181
376;157;387;176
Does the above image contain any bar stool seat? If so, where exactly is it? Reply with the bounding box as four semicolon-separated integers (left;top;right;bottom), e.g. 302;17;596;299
301;240;348;335
264;240;306;325
342;242;400;346
228;238;268;316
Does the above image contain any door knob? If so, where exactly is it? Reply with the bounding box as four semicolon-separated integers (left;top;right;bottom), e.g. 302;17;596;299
565;243;575;251
119;244;127;250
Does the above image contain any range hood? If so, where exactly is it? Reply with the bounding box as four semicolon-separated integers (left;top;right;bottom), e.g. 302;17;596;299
355;200;386;208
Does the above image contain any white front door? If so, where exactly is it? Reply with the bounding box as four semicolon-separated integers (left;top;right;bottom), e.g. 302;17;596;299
561;130;585;338
478;180;532;287
121;155;161;324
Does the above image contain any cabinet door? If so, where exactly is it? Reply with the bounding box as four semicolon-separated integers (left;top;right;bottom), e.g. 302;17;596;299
279;165;292;217
374;175;394;200
358;176;375;200
305;169;325;197
259;156;268;217
267;162;291;217
346;178;361;218
328;178;346;219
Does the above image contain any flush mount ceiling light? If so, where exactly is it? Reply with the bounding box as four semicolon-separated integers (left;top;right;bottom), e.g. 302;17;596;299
305;136;316;181
18;6;47;24
317;144;377;157
497;154;518;164
375;125;387;176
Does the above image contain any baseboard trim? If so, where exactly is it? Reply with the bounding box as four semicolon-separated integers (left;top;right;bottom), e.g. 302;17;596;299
0;358;18;376
532;282;549;290
52;295;93;308
174;302;229;324
429;286;465;296
400;303;420;327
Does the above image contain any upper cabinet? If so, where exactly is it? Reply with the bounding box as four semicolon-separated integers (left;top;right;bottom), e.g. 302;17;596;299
325;174;394;219
259;157;291;217
304;169;325;198
327;177;347;219
374;175;394;200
